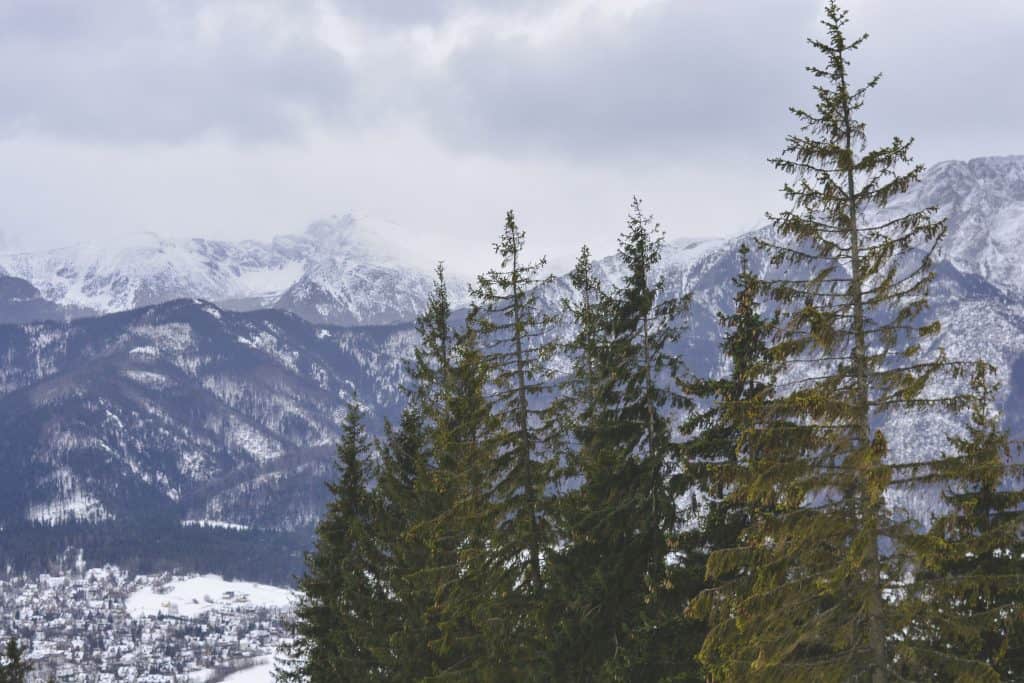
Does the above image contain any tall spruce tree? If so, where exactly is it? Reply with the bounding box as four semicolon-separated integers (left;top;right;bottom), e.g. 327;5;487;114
467;210;558;679
410;264;455;417
695;3;980;680
563;246;605;417
373;264;460;679
551;199;691;680
426;323;503;680
678;244;776;680
374;407;434;678
545;245;609;679
550;246;605;482
547;245;605;528
899;363;1024;680
277;402;387;682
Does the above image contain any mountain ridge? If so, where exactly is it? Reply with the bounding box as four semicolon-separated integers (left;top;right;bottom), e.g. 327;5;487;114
0;213;471;327
2;154;1024;580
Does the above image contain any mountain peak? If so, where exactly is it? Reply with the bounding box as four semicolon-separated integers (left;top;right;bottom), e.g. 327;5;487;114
303;214;358;242
900;155;1024;298
296;213;418;267
0;212;457;325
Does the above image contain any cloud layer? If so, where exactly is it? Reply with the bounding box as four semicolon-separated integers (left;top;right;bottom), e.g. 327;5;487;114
0;0;1021;271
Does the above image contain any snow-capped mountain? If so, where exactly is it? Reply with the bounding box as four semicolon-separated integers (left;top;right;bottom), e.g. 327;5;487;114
0;213;469;326
888;155;1024;296
2;155;1024;581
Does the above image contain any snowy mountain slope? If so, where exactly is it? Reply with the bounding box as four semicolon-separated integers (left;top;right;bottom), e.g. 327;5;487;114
0;299;414;532
2;155;1024;580
882;155;1024;296
0;276;77;323
0;214;469;326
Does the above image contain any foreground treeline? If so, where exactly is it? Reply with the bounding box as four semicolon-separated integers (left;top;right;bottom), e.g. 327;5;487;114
277;3;1024;681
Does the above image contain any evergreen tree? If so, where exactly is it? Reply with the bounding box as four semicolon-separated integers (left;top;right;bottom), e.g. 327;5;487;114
374;406;434;679
0;639;31;683
562;246;605;423
678;244;776;680
695;3;978;680
549;246;605;480
410;264;456;417
551;199;691;680
467;210;559;679
277;403;387;682
545;245;608;679
899;363;1024;680
426;323;503;680
373;263;472;679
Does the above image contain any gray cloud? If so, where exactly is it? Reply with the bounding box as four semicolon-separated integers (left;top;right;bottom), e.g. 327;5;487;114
329;0;545;27
2;0;1020;160
423;0;1024;166
427;1;812;160
0;0;1021;270
0;0;350;143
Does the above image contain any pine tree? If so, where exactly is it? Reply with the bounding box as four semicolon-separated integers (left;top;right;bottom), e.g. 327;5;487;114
467;210;559;678
426;323;503;680
544;245;609;679
695;3;978;680
410;264;456;418
551;199;691;680
374;406;434;679
678;244;776;680
547;245;605;551
898;363;1024;680
0;639;31;683
373;263;472;679
562;246;605;422
277;402;388;682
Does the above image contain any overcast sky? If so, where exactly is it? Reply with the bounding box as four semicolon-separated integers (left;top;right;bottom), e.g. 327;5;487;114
0;0;1021;273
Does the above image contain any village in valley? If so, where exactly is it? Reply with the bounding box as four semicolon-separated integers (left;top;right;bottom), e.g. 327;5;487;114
0;559;292;682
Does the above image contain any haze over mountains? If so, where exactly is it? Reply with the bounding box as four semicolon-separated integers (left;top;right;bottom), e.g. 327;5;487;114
1;154;1023;582
0;213;470;327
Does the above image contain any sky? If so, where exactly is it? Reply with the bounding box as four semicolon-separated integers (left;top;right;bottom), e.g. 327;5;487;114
0;0;1021;274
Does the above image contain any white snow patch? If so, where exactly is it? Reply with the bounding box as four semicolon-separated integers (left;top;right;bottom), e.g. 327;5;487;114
218;660;276;683
182;519;250;531
26;491;112;525
125;575;295;619
124;369;173;388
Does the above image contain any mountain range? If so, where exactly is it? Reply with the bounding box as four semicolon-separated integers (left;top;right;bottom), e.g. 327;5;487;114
1;155;1023;582
0;213;470;327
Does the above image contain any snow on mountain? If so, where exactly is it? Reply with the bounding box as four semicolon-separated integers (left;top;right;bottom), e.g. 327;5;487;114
882;155;1024;296
0;275;71;323
0;299;415;535
0;214;468;326
2;155;1024;580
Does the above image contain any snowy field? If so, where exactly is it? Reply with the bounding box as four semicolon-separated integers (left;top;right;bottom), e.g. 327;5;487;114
126;574;295;618
220;661;275;683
